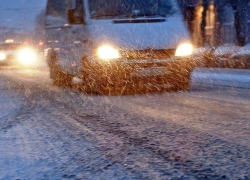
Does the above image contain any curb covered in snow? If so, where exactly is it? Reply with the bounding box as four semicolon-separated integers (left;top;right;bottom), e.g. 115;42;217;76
194;44;250;69
191;68;250;89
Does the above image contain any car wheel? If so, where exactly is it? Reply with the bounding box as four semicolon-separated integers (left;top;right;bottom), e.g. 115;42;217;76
49;53;72;87
171;71;191;92
81;57;99;94
82;57;117;95
52;65;73;87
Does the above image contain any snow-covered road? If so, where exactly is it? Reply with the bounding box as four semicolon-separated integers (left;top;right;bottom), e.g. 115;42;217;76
0;67;250;180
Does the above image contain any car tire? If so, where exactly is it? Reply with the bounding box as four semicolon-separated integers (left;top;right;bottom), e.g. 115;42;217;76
49;53;72;87
171;71;191;92
82;57;116;95
81;57;99;94
52;65;73;87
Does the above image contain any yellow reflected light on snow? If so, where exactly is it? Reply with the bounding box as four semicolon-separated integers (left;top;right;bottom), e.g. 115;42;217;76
175;43;194;57
97;45;120;61
17;48;38;66
0;52;6;61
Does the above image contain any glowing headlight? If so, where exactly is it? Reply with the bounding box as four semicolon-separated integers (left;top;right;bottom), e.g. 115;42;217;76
17;48;37;66
0;52;6;61
175;43;194;57
97;45;120;61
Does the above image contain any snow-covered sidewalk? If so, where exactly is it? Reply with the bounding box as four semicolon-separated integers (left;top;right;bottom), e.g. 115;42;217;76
191;67;250;89
195;43;250;69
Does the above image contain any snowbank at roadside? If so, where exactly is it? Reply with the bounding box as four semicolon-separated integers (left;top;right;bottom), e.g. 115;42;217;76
191;68;250;89
194;43;250;69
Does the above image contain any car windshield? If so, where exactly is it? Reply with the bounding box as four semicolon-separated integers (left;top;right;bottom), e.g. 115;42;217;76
0;43;22;50
89;0;176;19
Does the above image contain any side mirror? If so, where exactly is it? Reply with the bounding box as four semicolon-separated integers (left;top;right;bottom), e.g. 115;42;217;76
67;9;76;24
67;9;85;25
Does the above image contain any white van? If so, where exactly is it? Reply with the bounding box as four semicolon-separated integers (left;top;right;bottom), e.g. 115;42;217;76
45;0;196;93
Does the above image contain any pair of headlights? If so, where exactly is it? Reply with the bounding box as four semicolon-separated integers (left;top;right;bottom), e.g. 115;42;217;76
0;48;37;66
97;43;194;61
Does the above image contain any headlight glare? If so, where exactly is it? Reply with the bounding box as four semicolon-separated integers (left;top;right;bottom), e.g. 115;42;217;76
17;48;37;66
0;52;6;61
175;43;194;57
97;45;120;61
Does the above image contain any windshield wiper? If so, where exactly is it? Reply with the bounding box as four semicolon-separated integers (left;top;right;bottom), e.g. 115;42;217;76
91;13;166;19
127;13;166;18
91;13;121;19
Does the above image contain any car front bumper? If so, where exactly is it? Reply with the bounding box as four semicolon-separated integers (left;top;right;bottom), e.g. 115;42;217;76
83;56;199;86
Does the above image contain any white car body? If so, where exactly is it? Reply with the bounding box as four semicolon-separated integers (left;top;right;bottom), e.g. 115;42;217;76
45;0;197;90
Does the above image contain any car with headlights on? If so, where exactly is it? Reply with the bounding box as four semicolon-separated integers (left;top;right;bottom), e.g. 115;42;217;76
0;41;22;65
45;0;198;93
0;40;39;67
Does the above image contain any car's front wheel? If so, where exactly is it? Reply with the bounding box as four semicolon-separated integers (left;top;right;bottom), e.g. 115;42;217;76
49;53;73;87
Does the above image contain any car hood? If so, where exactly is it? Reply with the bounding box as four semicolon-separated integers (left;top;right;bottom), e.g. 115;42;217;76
87;17;191;50
0;50;17;55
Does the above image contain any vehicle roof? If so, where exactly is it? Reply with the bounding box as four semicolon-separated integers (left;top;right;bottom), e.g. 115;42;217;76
0;42;23;45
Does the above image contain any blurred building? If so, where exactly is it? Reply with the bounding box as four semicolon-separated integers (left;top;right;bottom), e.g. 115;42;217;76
178;0;250;47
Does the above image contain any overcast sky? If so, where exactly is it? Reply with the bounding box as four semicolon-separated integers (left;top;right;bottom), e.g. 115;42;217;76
0;0;47;31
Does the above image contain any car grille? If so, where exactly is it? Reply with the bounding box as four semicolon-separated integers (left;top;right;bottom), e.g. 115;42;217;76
120;49;175;60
